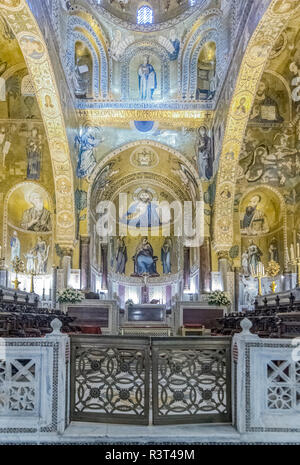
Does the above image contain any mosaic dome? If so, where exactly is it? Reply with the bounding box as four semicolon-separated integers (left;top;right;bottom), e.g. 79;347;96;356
87;0;209;31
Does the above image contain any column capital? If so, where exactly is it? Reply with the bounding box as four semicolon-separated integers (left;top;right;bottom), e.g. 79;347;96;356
80;235;91;245
217;250;230;261
61;247;74;257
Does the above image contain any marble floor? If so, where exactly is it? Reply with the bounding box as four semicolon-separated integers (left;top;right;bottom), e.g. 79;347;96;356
1;422;300;444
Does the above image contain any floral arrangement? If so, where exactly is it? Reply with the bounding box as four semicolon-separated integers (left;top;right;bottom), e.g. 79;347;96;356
125;299;134;306
266;260;280;278
57;288;85;304
208;291;231;307
12;257;25;274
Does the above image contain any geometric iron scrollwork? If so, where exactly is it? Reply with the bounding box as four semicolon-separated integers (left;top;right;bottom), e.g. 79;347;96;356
70;338;150;425
152;338;232;425
70;336;232;426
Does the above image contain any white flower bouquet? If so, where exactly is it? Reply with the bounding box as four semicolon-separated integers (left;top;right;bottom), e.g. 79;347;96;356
208;291;231;307
57;288;85;304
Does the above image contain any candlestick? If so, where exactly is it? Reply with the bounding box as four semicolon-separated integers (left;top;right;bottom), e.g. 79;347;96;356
297;243;300;260
250;262;266;296
291;244;295;261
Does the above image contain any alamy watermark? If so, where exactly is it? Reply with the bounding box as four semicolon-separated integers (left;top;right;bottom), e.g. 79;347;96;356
95;194;204;247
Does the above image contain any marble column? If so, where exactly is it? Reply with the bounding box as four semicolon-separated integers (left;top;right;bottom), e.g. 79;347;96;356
183;247;190;291
51;265;58;307
217;251;230;292
282;272;291;291
234;267;240;312
101;244;108;291
80;235;91;291
0;259;8;288
199;238;211;294
61;247;73;289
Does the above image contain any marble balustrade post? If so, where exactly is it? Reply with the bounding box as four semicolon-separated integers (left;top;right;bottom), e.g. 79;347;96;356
282;271;291;291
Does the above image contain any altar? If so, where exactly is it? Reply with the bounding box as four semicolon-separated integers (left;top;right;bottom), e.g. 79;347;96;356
120;303;171;336
173;301;227;335
66;300;119;335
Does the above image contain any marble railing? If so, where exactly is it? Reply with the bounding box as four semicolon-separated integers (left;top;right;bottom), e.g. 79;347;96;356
232;319;300;434
0;319;69;436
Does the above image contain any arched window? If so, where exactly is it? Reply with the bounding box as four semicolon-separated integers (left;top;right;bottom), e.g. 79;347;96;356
137;5;153;25
21;75;35;96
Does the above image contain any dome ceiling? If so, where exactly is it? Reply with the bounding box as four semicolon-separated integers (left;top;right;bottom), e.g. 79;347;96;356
85;0;210;31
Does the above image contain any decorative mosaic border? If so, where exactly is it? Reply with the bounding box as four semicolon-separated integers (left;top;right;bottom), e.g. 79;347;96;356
76;100;214;110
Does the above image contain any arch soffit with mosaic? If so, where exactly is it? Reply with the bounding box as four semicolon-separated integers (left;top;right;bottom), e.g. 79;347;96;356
213;0;300;252
0;0;76;247
87;140;203;233
88;140;202;192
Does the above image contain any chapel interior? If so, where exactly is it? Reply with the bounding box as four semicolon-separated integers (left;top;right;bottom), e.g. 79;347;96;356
0;0;300;443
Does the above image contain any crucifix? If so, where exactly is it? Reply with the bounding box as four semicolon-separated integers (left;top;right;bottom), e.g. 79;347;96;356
141;272;150;304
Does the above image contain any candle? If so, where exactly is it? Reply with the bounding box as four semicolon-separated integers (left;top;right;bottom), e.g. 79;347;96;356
0;245;2;258
297;243;300;260
291;244;295;261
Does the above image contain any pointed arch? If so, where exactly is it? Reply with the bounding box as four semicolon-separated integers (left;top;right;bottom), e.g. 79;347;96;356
0;0;75;247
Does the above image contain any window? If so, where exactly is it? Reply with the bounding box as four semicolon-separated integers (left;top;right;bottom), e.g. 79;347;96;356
21;75;35;96
137;5;153;25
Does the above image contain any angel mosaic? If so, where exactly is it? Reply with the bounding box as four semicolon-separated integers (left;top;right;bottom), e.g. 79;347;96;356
75;126;104;178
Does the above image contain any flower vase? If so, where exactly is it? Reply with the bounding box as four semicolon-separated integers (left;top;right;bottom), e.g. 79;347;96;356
270;281;277;294
59;302;69;314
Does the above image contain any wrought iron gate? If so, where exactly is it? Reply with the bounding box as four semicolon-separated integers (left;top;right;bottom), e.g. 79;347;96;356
152;337;231;425
70;335;231;425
